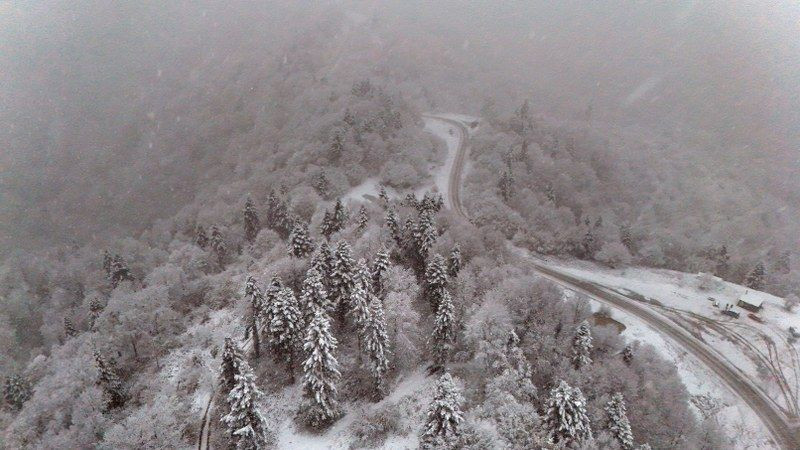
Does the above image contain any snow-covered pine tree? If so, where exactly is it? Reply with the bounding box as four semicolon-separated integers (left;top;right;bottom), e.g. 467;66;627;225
572;320;594;369
419;192;443;215
88;297;105;329
622;344;634;365
421;372;464;448
544;380;593;445
245;275;265;358
378;186;389;206
221;353;271;450
404;193;419;210
605;392;634;450
776;250;792;274
715;244;730;276
402;217;415;243
220;337;245;393
595;215;603;228
505;330;531;378
310;242;334;282
320;210;335;241
582;227;597;259
431;290;456;368
195;224;209;249
498;168;515;201
745;262;766;290
314;170;332;198
512;99;532;136
363;294;389;397
356;205;369;231
330;241;355;314
413;210;437;261
545;183;557;204
328;128;344;162
3;373;32;410
265;190;287;232
94;351;127;409
109;254;132;288
210;225;227;266
620;224;633;252
447;245;462;279
243;196;261;243
64;317;78;338
385;208;402;246
282;213;300;240
332;198;349;231
102;250;113;278
301;307;342;428
299;268;329;325
262;274;282;337
371;246;391;295
268;287;302;379
343;107;356;127
425;254;449;310
288;222;314;258
347;259;372;339
432;192;444;213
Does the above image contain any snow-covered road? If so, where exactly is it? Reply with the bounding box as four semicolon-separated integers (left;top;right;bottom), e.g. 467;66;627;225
437;112;797;449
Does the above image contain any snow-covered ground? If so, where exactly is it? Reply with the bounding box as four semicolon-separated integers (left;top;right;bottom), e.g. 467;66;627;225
271;369;433;449
578;291;775;449
553;259;800;449
342;115;465;208
342;177;383;204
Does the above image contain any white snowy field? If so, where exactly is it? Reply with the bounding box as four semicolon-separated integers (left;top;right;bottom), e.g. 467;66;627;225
551;258;800;449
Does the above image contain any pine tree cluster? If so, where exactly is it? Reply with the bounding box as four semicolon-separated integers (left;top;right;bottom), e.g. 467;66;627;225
3;374;32;410
104;251;133;288
94;351;127;409
544;380;593;445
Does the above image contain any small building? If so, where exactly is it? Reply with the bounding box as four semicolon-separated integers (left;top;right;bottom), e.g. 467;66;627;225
737;290;764;312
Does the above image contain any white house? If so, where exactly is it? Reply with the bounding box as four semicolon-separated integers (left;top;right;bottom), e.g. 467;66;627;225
737;290;765;312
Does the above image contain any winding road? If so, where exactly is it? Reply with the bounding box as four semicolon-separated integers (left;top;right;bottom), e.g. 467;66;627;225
199;114;798;449
429;114;800;450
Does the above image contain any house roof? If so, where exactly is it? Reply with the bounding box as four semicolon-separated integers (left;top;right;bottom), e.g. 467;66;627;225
738;290;765;308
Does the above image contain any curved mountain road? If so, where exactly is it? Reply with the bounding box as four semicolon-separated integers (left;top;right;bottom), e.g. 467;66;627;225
427;114;800;450
198;114;798;449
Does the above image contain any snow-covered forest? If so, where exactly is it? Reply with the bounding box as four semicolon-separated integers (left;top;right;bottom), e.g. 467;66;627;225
1;1;798;449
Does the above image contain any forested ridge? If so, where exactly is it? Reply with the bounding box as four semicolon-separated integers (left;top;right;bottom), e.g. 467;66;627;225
1;1;797;448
